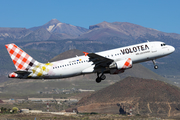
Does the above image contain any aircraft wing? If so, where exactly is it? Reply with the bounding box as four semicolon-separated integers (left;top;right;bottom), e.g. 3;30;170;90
87;53;114;69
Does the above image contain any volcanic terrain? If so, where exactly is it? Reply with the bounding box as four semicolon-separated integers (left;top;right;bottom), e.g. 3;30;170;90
77;77;180;117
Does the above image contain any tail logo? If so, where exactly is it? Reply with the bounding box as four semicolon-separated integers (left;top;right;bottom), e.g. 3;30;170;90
5;43;38;70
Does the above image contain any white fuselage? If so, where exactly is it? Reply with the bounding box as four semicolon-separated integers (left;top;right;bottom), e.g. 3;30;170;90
42;41;175;79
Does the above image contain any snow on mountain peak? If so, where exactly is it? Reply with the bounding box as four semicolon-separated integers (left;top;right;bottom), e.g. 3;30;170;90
57;23;63;27
47;25;55;32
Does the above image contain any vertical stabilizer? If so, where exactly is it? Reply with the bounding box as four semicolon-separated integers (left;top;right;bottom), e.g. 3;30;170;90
5;43;53;78
5;43;39;70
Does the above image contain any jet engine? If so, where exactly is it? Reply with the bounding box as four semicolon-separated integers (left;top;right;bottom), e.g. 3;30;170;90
109;58;132;74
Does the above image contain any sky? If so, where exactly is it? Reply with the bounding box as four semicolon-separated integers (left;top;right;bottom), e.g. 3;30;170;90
0;0;180;34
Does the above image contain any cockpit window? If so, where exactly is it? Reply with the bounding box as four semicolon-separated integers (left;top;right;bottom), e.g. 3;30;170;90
161;43;166;46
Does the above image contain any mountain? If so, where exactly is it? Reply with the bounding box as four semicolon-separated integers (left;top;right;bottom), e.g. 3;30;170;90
80;21;180;40
77;77;180;117
23;27;51;41
49;49;84;62
0;27;32;41
30;19;88;35
0;19;89;41
29;19;89;40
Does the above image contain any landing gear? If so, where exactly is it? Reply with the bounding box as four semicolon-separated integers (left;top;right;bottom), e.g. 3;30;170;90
152;60;158;69
96;77;101;83
154;65;158;69
96;73;106;83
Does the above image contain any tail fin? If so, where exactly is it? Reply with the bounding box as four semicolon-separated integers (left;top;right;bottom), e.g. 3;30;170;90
5;43;39;70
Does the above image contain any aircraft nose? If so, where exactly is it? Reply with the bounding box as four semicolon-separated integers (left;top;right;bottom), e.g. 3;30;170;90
169;46;175;53
171;46;175;52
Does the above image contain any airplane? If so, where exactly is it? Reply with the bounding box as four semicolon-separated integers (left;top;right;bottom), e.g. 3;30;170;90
5;41;175;83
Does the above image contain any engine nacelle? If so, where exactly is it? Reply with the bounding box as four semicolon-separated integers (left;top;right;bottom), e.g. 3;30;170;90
109;58;132;74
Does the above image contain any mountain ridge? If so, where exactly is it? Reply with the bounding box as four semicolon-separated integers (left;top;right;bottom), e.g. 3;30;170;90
29;19;89;38
0;19;180;42
77;77;180;116
86;21;180;40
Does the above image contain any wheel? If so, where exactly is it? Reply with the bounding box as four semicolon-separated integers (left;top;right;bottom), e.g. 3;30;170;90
96;77;101;83
100;74;106;80
154;65;158;69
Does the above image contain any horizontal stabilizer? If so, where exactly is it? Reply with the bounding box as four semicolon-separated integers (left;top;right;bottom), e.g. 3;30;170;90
8;70;32;78
14;70;31;74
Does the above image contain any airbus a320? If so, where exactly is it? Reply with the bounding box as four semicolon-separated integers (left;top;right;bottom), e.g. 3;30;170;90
5;41;175;83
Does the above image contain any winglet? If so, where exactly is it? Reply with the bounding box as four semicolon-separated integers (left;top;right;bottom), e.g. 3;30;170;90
83;52;89;56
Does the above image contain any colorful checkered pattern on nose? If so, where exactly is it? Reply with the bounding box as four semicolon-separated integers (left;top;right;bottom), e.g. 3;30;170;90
5;43;39;70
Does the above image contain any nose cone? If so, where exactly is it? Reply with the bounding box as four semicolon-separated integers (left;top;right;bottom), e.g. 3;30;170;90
170;46;175;53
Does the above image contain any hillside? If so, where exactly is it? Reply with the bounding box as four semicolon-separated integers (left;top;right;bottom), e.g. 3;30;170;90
49;49;84;62
77;77;180;117
119;64;172;84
